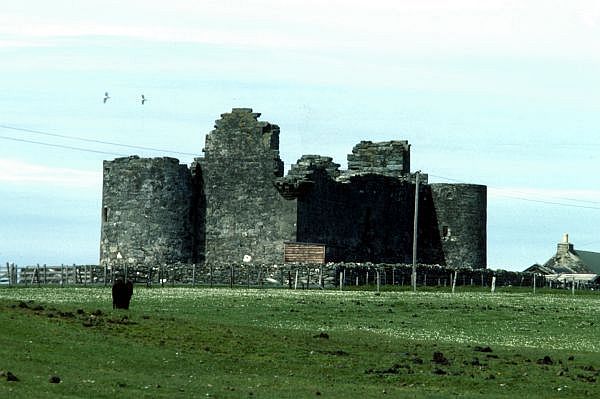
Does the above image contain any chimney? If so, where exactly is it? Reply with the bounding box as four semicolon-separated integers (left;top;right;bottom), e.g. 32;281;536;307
557;233;573;255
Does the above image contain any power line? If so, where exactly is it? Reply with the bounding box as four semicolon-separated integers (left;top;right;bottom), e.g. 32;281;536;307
0;124;201;157
0;135;128;157
428;173;464;183
2;122;599;212
492;194;600;210
429;173;600;211
492;188;600;206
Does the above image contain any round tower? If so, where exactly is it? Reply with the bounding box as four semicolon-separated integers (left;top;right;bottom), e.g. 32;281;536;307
429;183;487;268
99;156;196;268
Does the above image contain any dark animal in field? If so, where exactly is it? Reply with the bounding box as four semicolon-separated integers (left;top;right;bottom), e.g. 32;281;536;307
112;279;134;309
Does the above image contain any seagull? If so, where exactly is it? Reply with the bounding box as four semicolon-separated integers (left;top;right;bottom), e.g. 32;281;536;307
103;92;110;103
141;94;147;105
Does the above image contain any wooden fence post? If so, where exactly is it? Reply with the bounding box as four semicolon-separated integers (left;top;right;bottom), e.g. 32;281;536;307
257;265;262;288
452;270;457;294
294;269;299;290
319;265;323;288
9;263;15;286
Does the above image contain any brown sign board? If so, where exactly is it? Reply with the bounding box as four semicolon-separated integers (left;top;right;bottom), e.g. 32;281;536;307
284;242;326;264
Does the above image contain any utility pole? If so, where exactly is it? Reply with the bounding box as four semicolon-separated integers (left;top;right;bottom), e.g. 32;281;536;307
412;171;420;292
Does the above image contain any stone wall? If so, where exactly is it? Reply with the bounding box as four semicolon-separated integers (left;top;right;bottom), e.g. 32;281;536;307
347;140;410;177
428;184;487;268
99;109;487;270
100;156;197;268
199;108;297;265
275;146;417;263
273;146;486;268
296;174;416;263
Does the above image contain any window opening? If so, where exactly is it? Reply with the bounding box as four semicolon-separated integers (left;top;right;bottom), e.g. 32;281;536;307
442;225;451;237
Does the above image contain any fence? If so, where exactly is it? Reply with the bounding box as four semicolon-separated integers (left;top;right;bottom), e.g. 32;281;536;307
1;263;18;285
2;261;597;291
16;264;102;286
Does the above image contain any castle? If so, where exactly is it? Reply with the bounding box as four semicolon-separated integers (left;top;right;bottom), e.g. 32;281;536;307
100;108;487;269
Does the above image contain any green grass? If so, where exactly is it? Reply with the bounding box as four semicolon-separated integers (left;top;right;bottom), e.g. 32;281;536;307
1;286;599;398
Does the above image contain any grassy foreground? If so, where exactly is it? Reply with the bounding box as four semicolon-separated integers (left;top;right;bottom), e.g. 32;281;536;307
0;286;599;398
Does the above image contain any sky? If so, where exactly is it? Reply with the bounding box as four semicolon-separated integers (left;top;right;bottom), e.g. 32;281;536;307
1;0;600;271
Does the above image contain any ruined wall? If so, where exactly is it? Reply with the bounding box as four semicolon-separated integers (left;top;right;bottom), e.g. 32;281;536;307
100;156;197;268
296;174;415;262
278;150;416;263
428;184;487;268
346;140;410;177
200;108;297;265
279;143;438;264
99;109;487;270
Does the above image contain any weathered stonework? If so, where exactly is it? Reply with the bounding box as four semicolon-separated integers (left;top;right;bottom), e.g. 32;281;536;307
427;184;487;268
100;108;487;270
347;140;410;176
540;235;600;274
198;108;297;265
100;156;196;267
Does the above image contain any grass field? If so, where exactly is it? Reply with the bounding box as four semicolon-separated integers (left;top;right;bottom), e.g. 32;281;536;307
1;286;599;398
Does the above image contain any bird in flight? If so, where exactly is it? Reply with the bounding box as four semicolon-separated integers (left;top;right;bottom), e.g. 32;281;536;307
103;92;110;103
141;94;147;105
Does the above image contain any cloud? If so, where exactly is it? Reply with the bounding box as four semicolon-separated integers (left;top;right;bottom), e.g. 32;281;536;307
0;39;53;48
0;159;101;189
1;1;599;57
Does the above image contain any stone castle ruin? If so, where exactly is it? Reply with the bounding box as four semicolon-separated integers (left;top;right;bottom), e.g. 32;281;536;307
100;108;486;270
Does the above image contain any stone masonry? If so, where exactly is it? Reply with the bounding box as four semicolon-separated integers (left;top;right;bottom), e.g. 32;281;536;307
100;108;487;269
100;156;196;267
